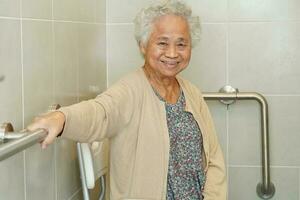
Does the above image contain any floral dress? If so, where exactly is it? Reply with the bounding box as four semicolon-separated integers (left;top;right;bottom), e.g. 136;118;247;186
154;89;206;200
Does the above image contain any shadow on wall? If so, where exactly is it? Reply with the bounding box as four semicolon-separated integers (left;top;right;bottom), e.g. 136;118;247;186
0;75;5;82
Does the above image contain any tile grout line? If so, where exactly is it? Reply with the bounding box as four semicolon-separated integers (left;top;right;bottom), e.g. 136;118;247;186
94;0;96;23
0;16;105;25
225;0;229;86
51;0;58;200
229;164;300;169
19;0;27;199
264;94;300;97
225;0;230;193
1;16;300;24
225;2;229;200
106;0;109;88
76;22;79;103
0;16;20;20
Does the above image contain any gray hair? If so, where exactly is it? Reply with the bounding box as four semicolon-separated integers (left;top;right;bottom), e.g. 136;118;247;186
134;0;201;48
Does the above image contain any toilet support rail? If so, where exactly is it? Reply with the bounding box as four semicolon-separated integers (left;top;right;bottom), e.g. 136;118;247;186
202;85;275;199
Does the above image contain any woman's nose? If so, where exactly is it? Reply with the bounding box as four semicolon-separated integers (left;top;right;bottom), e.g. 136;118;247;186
165;44;178;58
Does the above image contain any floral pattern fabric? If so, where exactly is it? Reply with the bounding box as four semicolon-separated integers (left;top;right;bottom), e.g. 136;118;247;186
154;89;206;200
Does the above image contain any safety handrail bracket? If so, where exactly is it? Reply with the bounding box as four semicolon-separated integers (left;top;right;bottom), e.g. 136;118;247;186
203;85;275;199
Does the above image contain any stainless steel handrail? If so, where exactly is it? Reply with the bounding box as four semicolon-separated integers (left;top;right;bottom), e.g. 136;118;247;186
0;104;60;162
203;91;275;199
0;129;47;161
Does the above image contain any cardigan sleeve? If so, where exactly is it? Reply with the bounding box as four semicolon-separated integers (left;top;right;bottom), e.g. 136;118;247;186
201;100;227;200
59;79;136;143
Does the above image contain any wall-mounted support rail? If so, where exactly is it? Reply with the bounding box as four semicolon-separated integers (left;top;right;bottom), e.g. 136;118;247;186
0;128;47;161
202;85;275;199
0;104;60;161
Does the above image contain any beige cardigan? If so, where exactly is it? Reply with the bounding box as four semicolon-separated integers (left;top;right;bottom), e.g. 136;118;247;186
60;68;227;200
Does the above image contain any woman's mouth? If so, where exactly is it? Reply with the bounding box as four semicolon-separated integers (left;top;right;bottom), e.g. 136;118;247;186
161;60;179;68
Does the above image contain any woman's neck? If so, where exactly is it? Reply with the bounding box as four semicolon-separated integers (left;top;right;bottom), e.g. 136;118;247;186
143;66;180;104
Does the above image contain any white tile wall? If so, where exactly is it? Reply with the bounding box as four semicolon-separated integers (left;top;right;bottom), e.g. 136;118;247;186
229;167;299;200
0;0;20;17
96;0;106;23
22;0;52;19
0;0;106;200
228;22;300;94
23;20;54;125
78;24;106;101
107;24;144;84
182;23;227;92
107;0;156;23
54;22;79;106
1;0;300;199
228;100;261;165
53;0;97;22
229;0;300;21
268;96;300;166
184;0;228;22
206;101;227;160
0;19;22;130
56;139;81;200
25;144;56;200
0;153;25;200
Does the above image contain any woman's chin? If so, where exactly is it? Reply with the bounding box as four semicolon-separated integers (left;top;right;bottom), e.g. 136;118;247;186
160;69;180;78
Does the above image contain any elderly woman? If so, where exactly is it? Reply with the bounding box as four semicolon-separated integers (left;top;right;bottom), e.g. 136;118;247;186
28;1;226;199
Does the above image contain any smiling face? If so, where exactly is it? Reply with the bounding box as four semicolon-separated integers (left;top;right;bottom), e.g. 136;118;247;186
140;14;192;80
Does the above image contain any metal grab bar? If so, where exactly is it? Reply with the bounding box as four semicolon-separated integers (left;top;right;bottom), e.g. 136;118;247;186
203;86;275;199
0;104;61;162
0;128;47;161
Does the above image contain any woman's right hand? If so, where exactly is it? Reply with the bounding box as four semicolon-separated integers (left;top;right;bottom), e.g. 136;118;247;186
27;111;66;149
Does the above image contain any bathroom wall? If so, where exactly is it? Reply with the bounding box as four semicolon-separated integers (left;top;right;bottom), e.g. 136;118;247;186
106;0;300;199
0;0;106;199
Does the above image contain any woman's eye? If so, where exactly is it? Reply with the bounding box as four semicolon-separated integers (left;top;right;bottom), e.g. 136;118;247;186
177;43;186;47
158;42;167;46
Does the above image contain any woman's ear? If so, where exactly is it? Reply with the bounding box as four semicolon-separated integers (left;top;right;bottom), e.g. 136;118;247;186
139;41;146;55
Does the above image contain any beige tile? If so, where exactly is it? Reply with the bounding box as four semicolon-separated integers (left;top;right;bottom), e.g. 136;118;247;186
22;20;54;125
229;0;300;21
25;144;55;200
56;138;81;200
22;0;52;19
0;153;24;200
268;96;300;166
107;24;144;85
96;0;106;23
229;22;300;94
228;100;261;165
0;19;22;130
54;22;78;106
229;167;299;200
107;0;156;23
78;24;106;101
184;0;228;22
53;0;96;22
182;24;227;92
206;101;227;161
108;0;227;23
0;0;20;17
229;96;300;167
